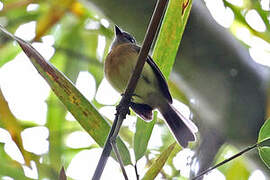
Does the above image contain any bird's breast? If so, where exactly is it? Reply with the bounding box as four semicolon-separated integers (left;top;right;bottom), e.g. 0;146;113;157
105;44;138;93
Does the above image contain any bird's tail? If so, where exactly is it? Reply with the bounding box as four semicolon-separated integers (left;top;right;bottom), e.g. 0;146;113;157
158;102;197;148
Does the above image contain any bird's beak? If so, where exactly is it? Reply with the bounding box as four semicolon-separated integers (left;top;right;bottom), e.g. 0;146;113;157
115;25;122;36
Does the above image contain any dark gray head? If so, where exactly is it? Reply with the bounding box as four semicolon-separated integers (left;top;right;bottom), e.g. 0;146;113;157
111;25;136;48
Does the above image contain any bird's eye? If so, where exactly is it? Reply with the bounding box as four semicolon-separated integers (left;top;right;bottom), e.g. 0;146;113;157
128;37;135;43
124;34;135;43
129;38;135;43
122;32;136;44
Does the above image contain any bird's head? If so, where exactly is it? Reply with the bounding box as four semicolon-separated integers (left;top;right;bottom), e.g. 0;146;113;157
111;25;136;48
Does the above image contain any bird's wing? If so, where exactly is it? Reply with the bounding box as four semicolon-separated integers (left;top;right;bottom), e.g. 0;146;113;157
133;45;172;103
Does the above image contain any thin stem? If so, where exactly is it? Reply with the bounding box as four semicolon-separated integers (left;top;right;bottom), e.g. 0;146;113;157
192;143;258;180
92;114;119;180
109;112;128;179
134;163;139;180
111;136;128;180
92;0;168;179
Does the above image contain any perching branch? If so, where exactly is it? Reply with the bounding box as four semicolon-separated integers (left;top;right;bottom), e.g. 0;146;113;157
92;0;168;179
192;138;270;180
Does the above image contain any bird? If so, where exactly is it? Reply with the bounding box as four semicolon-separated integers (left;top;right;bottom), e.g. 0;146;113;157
104;25;197;148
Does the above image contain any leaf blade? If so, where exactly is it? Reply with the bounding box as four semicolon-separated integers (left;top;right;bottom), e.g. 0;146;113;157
258;146;270;169
258;119;270;168
258;119;270;143
153;0;193;78
134;113;156;161
142;142;176;180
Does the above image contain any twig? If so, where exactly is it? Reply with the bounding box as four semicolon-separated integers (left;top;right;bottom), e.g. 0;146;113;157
92;0;168;179
92;114;119;180
111;137;128;179
134;163;139;180
109;108;129;180
192;143;259;180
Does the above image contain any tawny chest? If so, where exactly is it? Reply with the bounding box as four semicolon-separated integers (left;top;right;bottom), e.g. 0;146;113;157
104;46;138;93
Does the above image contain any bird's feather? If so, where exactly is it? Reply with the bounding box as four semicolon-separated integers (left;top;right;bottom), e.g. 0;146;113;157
133;45;173;104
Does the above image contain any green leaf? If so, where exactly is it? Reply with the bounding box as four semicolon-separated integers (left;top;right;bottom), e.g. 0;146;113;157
142;142;176;180
0;144;33;179
46;21;92;171
258;119;270;168
168;80;189;104
36;162;59;180
258;119;270;143
225;160;250;180
258;147;270;169
224;1;270;44
0;25;131;165
134;112;156;161
0;42;21;68
35;0;75;40
46;93;66;170
0;88;35;166
153;0;193;78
